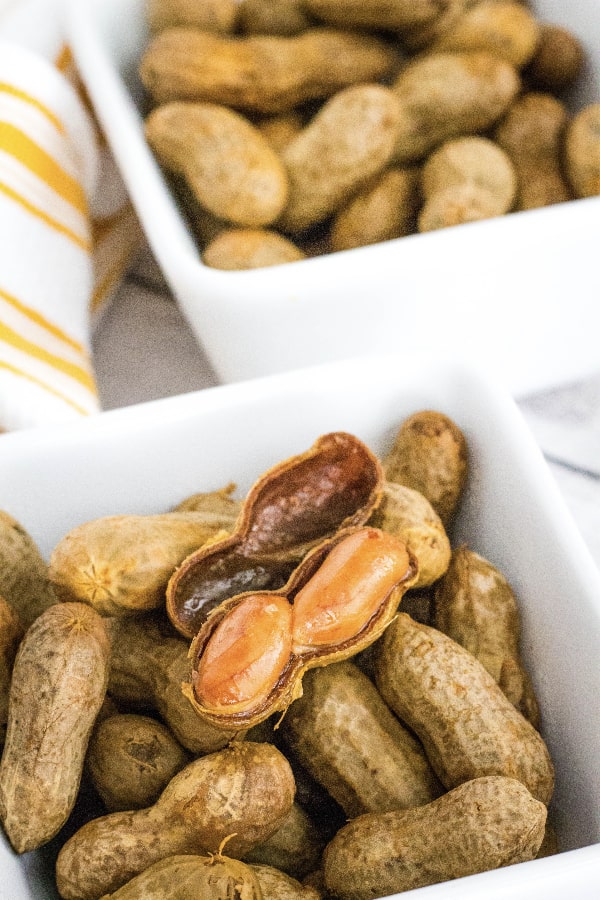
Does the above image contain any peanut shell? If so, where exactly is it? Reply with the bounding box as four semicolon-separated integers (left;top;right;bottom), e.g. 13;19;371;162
375;613;554;804
0;602;110;853
323;775;547;899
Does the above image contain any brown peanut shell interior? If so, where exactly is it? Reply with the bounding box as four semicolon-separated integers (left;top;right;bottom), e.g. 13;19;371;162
166;432;383;638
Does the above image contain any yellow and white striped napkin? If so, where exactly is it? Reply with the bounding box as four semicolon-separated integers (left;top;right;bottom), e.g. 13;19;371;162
0;0;143;431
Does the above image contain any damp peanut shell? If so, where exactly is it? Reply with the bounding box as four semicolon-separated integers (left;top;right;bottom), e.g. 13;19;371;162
167;432;383;638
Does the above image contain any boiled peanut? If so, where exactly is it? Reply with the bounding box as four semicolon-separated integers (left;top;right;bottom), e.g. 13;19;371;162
368;481;451;588
167;431;383;639
375;613;554;804
49;511;233;616
281;660;442;818
186;528;417;730
172;484;241;519
383;409;468;527
392;51;521;162
86;713;189;811
330;167;420;253
0;602;110;853
56;742;296;900
145;102;289;228
525;23;585;94
97;854;262;899
139;27;399;113
323;775;547;899
203;229;306;270
418;135;516;231
107;613;234;754
0;509;56;626
278;84;401;232
251;864;320;899
495;92;571;209
434;545;541;727
147;0;238;33
430;1;541;68
564;103;600;199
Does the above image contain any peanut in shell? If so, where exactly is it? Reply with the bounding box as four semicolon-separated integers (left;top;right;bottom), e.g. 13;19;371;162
368;480;451;588
49;511;233;617
56;742;296;900
375;613;555;804
86;713;190;812
185;527;418;732
167;432;383;639
281;660;442;818
97;854;263;899
0;602;110;853
251;863;320;899
383;409;468;527
139;27;399;114
323;775;547;899
434;544;541;727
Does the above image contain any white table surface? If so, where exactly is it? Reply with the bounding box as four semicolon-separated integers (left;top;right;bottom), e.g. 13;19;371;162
94;241;600;574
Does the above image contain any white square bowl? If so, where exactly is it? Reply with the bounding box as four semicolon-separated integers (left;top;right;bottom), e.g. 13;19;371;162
66;0;600;397
0;353;600;898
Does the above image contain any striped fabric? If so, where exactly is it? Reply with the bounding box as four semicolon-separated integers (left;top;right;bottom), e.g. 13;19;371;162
0;5;143;431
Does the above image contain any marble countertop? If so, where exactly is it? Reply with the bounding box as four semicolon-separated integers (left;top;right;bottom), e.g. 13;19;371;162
94;242;600;574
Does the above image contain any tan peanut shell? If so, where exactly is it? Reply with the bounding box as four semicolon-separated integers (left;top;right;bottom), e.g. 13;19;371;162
97;854;262;899
434;545;541;727
278;84;401;232
417;181;509;231
303;0;457;33
0;595;24;745
243;802;324;879
139;27;399;114
107;613;234;754
375;613;554;804
203;229;306;270
525;23;585;94
172;484;241;519
185;527;417;731
431;1;541;68
49;511;233;617
421;136;516;212
0;509;56;626
0;602;110;853
281;660;442;818
495;92;571;209
56;742;296;900
147;0;238;33
87;713;190;811
383;409;468;527
145;102;289;228
368;481;451;588
323;775;547;899
238;0;312;35
392;51;521;162
330;167;420;252
564;103;600;199
251;864;321;899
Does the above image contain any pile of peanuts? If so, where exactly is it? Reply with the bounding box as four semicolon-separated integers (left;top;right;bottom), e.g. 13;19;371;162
137;0;600;270
0;411;559;898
